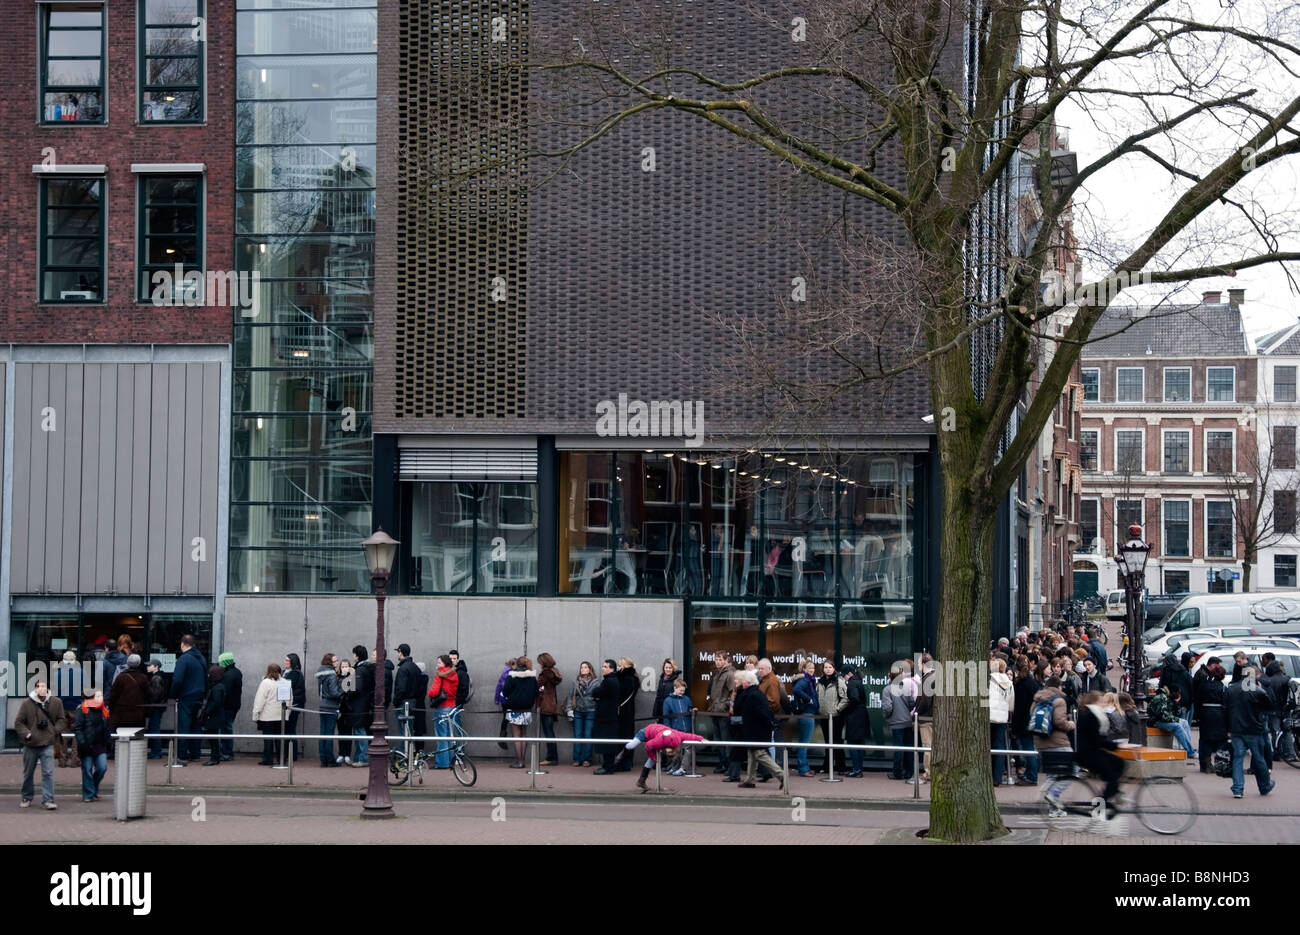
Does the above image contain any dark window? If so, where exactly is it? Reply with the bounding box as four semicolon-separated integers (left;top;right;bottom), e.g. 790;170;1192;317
1276;555;1297;588
1079;499;1098;550
1276;366;1297;403
138;175;203;301
1082;369;1099;402
1275;426;1296;469
1080;430;1098;471
1207;367;1235;402
1163;431;1190;473
1163;500;1190;556
1164;368;1191;402
1206;431;1234;474
139;0;205;122
40;4;105;123
40;177;104;303
1164;570;1190;594
1206;501;1234;557
1116;430;1143;474
1276;491;1297;536
1117;368;1144;403
1116;499;1143;540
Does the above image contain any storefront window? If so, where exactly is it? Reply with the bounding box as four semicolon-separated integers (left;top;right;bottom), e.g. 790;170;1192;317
685;602;760;713
840;600;914;743
407;481;538;594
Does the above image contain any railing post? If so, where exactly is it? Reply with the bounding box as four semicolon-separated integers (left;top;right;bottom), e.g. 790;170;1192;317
912;709;920;800
287;730;294;785
684;711;703;777
820;713;841;783
166;736;175;786
655;747;662;792
782;746;790;797
529;740;539;791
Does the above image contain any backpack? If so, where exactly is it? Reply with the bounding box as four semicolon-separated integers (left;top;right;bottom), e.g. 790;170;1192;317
1029;697;1057;736
457;669;472;706
1211;743;1233;778
789;692;806;715
779;692;794;716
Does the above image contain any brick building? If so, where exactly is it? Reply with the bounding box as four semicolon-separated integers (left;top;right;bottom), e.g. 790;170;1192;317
1076;293;1255;596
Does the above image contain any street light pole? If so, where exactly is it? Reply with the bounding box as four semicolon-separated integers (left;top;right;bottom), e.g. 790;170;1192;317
1116;524;1152;736
361;528;399;819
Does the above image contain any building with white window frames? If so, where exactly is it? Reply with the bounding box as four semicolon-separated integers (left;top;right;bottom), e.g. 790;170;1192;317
1252;319;1300;589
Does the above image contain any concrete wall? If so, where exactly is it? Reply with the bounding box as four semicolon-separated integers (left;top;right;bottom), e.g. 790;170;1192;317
223;595;682;756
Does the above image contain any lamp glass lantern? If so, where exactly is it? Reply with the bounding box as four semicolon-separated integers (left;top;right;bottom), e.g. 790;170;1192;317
362;529;399;577
1118;524;1150;579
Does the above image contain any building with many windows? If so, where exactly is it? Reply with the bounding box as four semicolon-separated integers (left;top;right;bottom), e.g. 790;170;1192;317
1251;320;1300;589
1075;292;1255;596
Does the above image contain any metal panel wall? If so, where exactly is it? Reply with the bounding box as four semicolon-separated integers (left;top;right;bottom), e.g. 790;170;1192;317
10;361;222;596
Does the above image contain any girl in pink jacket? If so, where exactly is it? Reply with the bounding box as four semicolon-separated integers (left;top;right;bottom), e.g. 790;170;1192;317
614;722;704;791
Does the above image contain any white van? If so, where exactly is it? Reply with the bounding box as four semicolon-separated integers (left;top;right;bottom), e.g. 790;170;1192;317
1153;592;1300;637
1105;589;1127;620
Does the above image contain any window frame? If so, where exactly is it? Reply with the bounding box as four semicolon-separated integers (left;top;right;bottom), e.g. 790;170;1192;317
1161;428;1191;474
1164;569;1190;594
1162;498;1191;557
39;2;106;125
1275;365;1297;404
1205;499;1236;558
1081;368;1100;403
1114;428;1145;474
1275;554;1297;588
1116;367;1145;404
1162;366;1192;403
1275;490;1297;536
137;172;204;302
1115;498;1144;549
1079;496;1100;550
1206;366;1236;403
1204;428;1236;474
39;175;106;305
1274;425;1297;470
137;0;206;124
1080;428;1099;472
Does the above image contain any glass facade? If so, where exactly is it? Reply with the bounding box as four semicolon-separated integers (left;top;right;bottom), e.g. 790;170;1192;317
407;483;539;594
231;0;376;593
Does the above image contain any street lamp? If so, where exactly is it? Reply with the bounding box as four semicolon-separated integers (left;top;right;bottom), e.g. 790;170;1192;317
1115;524;1152;734
360;527;399;819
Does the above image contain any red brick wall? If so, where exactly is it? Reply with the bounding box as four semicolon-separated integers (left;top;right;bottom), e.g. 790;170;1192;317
0;1;234;344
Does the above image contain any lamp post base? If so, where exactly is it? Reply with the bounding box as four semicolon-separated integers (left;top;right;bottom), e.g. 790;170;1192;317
360;732;394;818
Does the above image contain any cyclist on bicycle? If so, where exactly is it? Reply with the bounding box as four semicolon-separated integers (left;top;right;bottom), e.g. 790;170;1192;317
1076;691;1126;812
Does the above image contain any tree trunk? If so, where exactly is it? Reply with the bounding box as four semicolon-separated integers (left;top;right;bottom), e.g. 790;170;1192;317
1242;560;1252;593
926;452;1007;842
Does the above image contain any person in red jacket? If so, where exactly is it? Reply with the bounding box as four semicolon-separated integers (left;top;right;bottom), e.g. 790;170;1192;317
614;722;705;791
427;655;459;769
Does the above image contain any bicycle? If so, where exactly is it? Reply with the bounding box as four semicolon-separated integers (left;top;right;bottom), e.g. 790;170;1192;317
1039;748;1197;835
388;706;477;787
1270;701;1300;769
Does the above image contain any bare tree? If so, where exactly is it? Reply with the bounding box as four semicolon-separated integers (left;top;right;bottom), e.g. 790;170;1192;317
441;0;1300;840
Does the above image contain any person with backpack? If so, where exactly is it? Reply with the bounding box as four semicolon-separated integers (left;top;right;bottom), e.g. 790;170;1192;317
145;659;168;759
502;656;540;768
199;665;229;766
449;649;471;734
816;660;848;774
1031;676;1075;798
102;634;132;694
791;658;820;777
72;688;111;802
494;658;516;752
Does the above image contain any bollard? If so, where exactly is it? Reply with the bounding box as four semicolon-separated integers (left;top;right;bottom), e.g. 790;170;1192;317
273;703;289;770
654;748;662;792
287;733;294;785
912;709;920;800
529;741;539;791
782;747;790;798
684;711;703;777
166;736;176;786
820;713;842;783
528;716;548;777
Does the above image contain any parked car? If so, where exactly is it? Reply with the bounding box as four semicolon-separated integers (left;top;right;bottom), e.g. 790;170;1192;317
1142;627;1258;665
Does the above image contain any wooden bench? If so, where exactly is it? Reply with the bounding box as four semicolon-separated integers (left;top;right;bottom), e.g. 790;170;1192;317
1144;725;1174;749
1114;744;1186;780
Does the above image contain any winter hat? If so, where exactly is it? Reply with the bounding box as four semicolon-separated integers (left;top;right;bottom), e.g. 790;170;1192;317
219;652;235;667
127;654;142;669
62;650;76;663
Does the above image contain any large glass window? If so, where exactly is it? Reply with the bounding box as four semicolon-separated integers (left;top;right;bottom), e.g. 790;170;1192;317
1080;430;1098;472
1206;501;1235;557
1081;368;1099;402
1276;491;1297;536
1162;430;1190;474
1274;426;1296;469
1164;368;1191;402
1079;498;1099;550
1276;555;1297;588
139;0;205;122
1275;366;1297;403
41;4;105;123
1207;367;1235;402
40;177;104;303
1116;368;1144;403
1115;429;1144;473
1164;569;1190;594
139;175;203;301
407;482;538;594
1116;499;1143;542
231;0;376;593
1163;499;1190;557
1206;430;1235;474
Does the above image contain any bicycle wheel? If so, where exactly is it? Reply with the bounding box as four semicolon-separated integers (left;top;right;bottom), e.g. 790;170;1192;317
1043;773;1099;818
1135;777;1196;835
452;753;477;787
387;750;410;787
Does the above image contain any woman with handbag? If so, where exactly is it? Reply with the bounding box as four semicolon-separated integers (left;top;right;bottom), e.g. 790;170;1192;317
427;655;459;768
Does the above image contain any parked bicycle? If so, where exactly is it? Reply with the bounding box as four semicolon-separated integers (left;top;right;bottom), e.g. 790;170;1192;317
1039;748;1197;835
389;705;477;787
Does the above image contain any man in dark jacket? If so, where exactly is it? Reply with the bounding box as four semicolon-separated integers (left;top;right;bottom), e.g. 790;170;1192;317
592;659;622;774
1258;655;1293;764
107;654;150;731
218;652;243;761
145;659;169;758
393;644;428;751
735;670;786;790
1160;653;1195;719
170;635;207;762
1079;659;1112;694
1227;667;1274;798
284;653;306;759
349;645;375;765
615;660;638;770
15;681;67;809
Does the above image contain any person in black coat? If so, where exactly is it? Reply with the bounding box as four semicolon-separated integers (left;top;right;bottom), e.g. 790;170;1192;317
393;644;428;752
652;659;681;724
283;653;306;759
1160;653;1194;720
592;659;622;773
616;658;639;770
218;653;242;761
201;665;229;766
1076;692;1123;807
348;646;376;765
841;666;870;777
734;672;786;789
1193;658;1229;772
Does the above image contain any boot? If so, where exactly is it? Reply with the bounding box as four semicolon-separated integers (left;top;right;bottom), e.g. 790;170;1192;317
614;748;631;769
636;766;650;791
